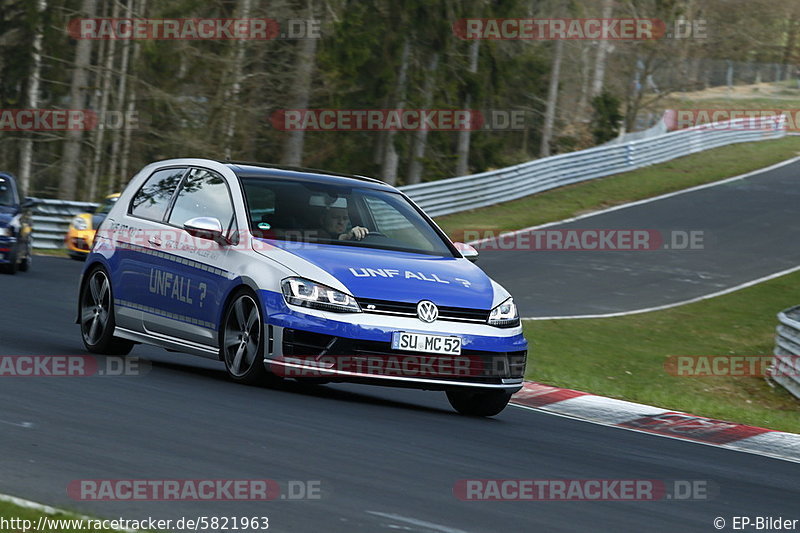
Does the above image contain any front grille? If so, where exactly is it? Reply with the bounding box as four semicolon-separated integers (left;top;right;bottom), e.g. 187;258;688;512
356;297;490;324
281;329;527;383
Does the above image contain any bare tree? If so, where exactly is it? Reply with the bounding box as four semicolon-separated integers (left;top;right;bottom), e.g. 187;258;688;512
540;38;564;157
87;0;119;200
18;0;47;197
222;0;255;160
120;0;146;192
406;51;438;184
455;39;479;177
59;0;96;200
281;0;319;166
590;0;614;97
381;37;410;185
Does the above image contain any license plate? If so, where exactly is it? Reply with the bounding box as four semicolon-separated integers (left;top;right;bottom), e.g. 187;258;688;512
391;332;462;355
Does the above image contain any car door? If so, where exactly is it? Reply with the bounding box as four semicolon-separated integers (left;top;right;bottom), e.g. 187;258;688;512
110;166;188;333
141;167;237;348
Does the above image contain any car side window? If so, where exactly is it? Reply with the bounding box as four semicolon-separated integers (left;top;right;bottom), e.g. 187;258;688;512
0;178;16;206
167;168;235;232
129;167;187;221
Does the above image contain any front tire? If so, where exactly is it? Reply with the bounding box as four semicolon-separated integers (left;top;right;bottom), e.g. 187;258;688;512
221;290;275;385
446;389;513;417
79;267;134;355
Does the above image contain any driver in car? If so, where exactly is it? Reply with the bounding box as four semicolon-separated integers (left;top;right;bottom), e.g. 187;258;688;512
319;207;369;241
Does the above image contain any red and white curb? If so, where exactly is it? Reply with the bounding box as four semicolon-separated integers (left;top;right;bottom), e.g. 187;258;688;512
510;382;800;463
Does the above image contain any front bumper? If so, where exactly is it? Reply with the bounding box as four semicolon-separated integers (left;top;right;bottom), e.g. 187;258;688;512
0;236;17;264
259;290;528;391
65;229;95;255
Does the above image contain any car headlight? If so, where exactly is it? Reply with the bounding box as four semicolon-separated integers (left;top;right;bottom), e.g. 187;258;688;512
0;226;11;237
488;297;519;328
281;277;361;313
71;216;89;231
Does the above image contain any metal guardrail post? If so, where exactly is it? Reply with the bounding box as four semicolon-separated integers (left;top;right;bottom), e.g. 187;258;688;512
772;306;800;400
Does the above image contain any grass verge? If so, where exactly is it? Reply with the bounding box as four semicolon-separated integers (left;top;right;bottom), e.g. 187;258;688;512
0;500;120;531
32;248;70;258
434;136;800;237
523;269;800;434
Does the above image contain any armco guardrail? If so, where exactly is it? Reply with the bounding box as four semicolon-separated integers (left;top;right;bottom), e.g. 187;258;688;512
399;116;786;217
29;115;786;248
30;199;98;250
773;305;800;400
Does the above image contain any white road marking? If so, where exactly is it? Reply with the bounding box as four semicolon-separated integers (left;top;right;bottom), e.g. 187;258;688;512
469;156;800;245
509;402;800;464
0;419;34;428
366;511;472;533
524;264;800;320
474;156;800;320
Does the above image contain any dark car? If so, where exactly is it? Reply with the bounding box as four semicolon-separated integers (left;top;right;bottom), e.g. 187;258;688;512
0;172;34;275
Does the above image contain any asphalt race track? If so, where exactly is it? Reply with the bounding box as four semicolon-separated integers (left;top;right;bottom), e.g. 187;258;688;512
478;159;800;317
1;256;798;532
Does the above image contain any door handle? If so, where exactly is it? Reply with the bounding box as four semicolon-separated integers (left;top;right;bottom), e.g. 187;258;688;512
148;236;162;247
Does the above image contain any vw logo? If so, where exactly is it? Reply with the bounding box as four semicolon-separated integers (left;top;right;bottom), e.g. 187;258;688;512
417;300;438;323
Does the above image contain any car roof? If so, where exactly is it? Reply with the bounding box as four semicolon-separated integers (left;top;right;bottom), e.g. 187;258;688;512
222;161;397;192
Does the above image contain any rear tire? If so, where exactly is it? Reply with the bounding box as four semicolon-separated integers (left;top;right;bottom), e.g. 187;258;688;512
446;389;512;417
79;267;134;355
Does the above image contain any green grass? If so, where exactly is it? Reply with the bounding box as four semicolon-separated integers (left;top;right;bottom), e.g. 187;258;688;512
523;270;800;433
0;501;121;531
434;136;800;238
430;132;800;432
33;248;70;258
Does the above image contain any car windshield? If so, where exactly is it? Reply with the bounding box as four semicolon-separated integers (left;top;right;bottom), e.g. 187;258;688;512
0;179;14;206
241;177;455;257
96;196;118;215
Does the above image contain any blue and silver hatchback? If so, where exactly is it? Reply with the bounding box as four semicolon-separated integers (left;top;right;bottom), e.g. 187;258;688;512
78;159;527;415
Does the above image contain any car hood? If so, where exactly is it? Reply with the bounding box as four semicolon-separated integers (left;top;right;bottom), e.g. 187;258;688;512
257;240;496;309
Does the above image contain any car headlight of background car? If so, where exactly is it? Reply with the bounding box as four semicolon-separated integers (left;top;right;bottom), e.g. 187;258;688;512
0;226;11;237
488;297;519;328
70;216;89;231
281;277;362;313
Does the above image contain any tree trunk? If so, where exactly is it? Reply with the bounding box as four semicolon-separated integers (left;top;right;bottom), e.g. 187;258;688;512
18;0;47;197
106;0;133;194
281;0;319;166
87;0;119;201
540;38;563;157
590;0;614;97
120;0;146;192
59;0;96;200
223;0;254;160
381;37;410;185
455;39;479;177
406;52;438;184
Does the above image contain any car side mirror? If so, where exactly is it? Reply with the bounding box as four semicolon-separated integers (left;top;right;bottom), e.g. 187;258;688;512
453;242;479;263
22;197;36;209
184;217;228;245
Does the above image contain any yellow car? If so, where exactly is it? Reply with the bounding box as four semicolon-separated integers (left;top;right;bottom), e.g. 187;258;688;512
65;193;120;260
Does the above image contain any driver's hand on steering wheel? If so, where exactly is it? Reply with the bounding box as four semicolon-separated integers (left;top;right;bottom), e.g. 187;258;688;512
340;226;369;241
